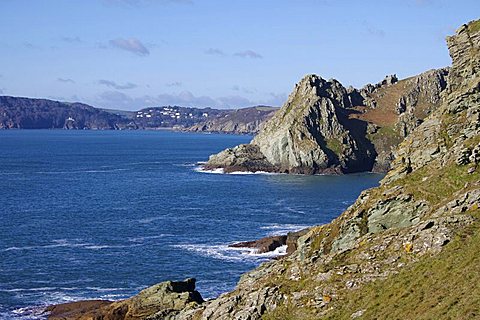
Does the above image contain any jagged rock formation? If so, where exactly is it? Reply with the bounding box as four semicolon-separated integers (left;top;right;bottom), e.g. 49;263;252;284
205;68;449;174
187;106;277;134
177;19;478;319
206;76;378;174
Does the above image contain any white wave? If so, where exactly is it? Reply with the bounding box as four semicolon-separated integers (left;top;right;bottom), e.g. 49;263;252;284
194;167;224;174
137;216;163;224
2;239;142;252
194;166;281;175
34;168;128;175
84;244;140;250
173;163;197;167
228;171;278;175
127;235;169;242
260;223;310;236
2;240;93;252
9;306;47;320
285;206;306;215
172;243;286;262
85;287;126;292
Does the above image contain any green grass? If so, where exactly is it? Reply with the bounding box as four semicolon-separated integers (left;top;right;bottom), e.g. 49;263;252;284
395;160;479;206
325;138;343;155
467;19;480;33
324;208;480;320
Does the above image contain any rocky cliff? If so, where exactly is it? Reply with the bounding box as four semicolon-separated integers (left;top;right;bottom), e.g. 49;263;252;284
178;19;478;319
204;68;449;174
46;19;480;320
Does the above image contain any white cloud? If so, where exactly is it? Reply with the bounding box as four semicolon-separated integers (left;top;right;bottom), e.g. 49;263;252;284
166;81;182;87
205;48;226;56
109;38;150;56
99;79;137;90
57;78;76;84
95;89;285;110
234;50;263;59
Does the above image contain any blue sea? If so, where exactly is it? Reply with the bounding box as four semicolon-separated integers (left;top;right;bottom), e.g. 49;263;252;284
0;130;383;319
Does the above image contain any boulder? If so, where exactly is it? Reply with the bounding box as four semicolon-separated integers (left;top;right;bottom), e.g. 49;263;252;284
46;278;203;320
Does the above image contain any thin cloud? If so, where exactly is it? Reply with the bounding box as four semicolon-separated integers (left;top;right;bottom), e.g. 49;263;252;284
99;80;137;90
166;81;182;87
96;90;262;110
109;38;150;56
205;48;226;56
231;85;255;94
362;21;385;38
23;42;36;49
234;50;263;59
0;88;3;94
57;78;76;84
61;36;82;43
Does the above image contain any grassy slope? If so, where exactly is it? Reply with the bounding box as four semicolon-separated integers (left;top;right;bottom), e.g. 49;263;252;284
325;207;480;320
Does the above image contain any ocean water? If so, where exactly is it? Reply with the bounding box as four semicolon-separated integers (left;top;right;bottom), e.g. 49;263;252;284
0;130;383;319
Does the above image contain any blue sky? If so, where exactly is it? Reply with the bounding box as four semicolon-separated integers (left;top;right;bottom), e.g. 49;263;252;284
0;0;478;110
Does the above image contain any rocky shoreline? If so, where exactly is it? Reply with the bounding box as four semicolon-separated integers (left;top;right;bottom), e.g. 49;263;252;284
41;19;480;320
42;229;310;320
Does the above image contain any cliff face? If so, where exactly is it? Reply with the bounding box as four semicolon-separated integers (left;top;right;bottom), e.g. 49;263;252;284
205;68;449;174
177;19;479;319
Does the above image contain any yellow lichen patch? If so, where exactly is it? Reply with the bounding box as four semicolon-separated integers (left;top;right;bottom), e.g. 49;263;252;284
323;295;332;303
404;242;414;253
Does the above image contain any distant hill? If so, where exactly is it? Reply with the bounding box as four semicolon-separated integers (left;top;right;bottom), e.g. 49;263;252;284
187;106;278;134
0;96;135;130
0;96;276;133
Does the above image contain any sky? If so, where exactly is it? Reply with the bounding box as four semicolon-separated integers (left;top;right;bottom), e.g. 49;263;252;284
0;0;479;110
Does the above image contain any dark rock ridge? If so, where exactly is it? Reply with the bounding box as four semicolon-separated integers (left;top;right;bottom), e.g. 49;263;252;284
229;229;310;255
229;235;287;254
0;98;273;134
205;68;449;174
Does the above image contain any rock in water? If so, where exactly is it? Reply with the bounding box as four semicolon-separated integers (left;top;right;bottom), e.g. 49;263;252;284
206;75;376;174
46;278;203;320
229;235;287;254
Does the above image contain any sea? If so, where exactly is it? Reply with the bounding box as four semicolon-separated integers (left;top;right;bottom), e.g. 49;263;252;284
0;130;383;319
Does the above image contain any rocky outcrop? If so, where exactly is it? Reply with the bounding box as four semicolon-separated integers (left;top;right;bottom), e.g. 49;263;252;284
206;76;377;174
228;229;310;255
47;278;203;320
176;19;479;319
47;19;480;320
229;235;287;254
205;68;450;174
187;106;277;134
394;68;449;137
